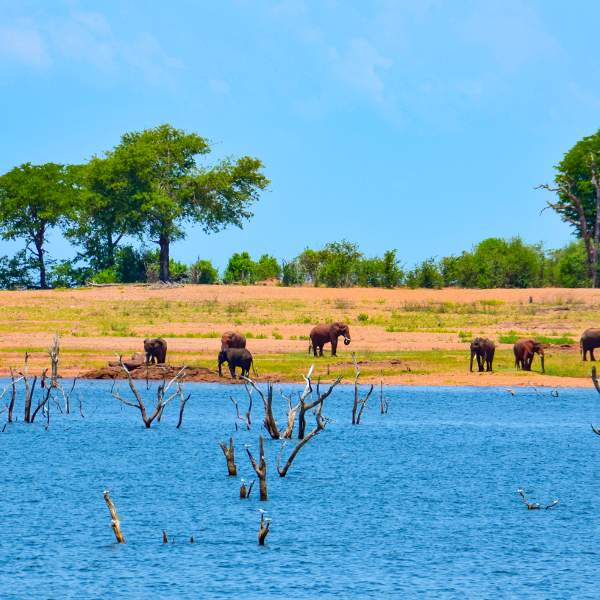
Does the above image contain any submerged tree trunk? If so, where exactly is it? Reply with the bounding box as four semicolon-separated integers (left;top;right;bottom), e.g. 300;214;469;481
159;232;170;282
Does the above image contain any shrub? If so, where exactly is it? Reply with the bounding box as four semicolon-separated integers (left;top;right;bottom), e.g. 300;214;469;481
255;254;281;281
189;258;218;284
223;251;256;284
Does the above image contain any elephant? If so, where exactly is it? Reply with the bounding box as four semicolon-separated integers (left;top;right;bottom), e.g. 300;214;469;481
309;322;351;357
580;328;600;361
469;337;495;372
144;338;167;365
221;331;247;350
218;347;256;379
513;339;545;372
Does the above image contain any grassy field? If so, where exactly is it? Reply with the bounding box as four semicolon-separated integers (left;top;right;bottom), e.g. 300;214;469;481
1;284;599;386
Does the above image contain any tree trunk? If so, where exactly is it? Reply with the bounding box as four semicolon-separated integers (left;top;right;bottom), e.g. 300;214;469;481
34;239;47;289
159;233;170;282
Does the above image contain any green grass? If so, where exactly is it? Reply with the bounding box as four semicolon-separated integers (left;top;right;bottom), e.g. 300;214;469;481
497;331;575;345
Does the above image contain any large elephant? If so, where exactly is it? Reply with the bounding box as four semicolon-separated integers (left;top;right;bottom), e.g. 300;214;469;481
221;331;247;350
218;348;255;379
144;338;167;365
309;322;351;357
581;328;600;361
470;337;495;372
513;339;545;372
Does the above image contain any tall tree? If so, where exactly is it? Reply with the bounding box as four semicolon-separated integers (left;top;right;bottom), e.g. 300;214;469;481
66;155;143;270
539;129;600;287
0;163;75;288
110;124;270;281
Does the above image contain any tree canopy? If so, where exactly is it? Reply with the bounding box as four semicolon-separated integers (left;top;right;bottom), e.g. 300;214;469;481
107;124;270;281
0;163;75;288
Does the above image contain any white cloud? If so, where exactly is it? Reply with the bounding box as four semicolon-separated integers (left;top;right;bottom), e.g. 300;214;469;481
0;22;50;67
329;38;392;104
0;7;182;84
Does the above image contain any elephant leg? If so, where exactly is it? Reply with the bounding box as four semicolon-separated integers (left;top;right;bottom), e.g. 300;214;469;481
591;348;596;362
470;351;474;372
318;345;324;357
331;339;338;357
229;364;236;379
477;353;484;372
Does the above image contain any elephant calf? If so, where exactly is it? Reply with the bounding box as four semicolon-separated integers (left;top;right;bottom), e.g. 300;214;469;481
469;337;495;372
218;348;256;379
144;337;167;365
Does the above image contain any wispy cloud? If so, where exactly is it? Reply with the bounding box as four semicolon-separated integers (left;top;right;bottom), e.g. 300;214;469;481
0;6;182;84
0;21;50;67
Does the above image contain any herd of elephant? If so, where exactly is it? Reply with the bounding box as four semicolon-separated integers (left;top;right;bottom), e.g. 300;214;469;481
142;322;352;379
470;327;600;373
143;324;600;378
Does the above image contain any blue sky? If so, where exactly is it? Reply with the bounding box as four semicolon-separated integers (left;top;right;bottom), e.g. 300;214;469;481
1;0;598;270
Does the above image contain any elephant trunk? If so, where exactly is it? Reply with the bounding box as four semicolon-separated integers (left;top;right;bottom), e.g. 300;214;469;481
343;335;351;345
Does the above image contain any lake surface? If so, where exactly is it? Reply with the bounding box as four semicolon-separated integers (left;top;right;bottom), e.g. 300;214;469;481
1;381;600;599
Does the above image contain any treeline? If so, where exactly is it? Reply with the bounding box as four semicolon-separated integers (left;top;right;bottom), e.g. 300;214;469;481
0;236;590;289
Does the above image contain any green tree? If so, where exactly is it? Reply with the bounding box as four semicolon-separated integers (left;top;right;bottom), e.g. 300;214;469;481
0;250;34;289
281;259;305;286
189;258;218;284
114;245;147;283
109;124;269;282
319;241;362;287
255;254;281;281
223;251;256;283
66;156;143;270
297;248;323;285
0;163;75;288
547;240;589;287
382;250;403;288
539;129;600;286
406;258;444;289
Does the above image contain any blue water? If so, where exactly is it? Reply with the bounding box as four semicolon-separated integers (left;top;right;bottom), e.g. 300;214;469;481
1;382;600;599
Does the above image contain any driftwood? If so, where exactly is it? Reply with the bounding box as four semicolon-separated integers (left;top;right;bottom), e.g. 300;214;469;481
258;511;270;546
219;437;237;476
280;390;300;439
111;357;186;428
351;354;373;425
246;435;268;501
176;388;191;429
103;490;125;543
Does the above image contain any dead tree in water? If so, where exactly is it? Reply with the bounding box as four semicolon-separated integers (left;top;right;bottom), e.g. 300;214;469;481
298;366;341;439
239;478;255;499
230;394;252;431
219;437;238;476
246;435;268;501
517;488;559;510
277;399;328;477
379;377;388;414
280;390;300;439
258;511;270;545
591;367;600;436
242;379;280;439
112;357;186;428
103;490;125;543
351;354;373;425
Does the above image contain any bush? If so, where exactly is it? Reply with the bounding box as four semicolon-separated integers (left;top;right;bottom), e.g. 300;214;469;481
223;252;256;284
49;260;91;287
189;258;218;284
406;258;444;289
0;250;34;289
281;260;305;286
115;246;146;283
91;268;118;284
255;254;281;281
144;250;188;282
